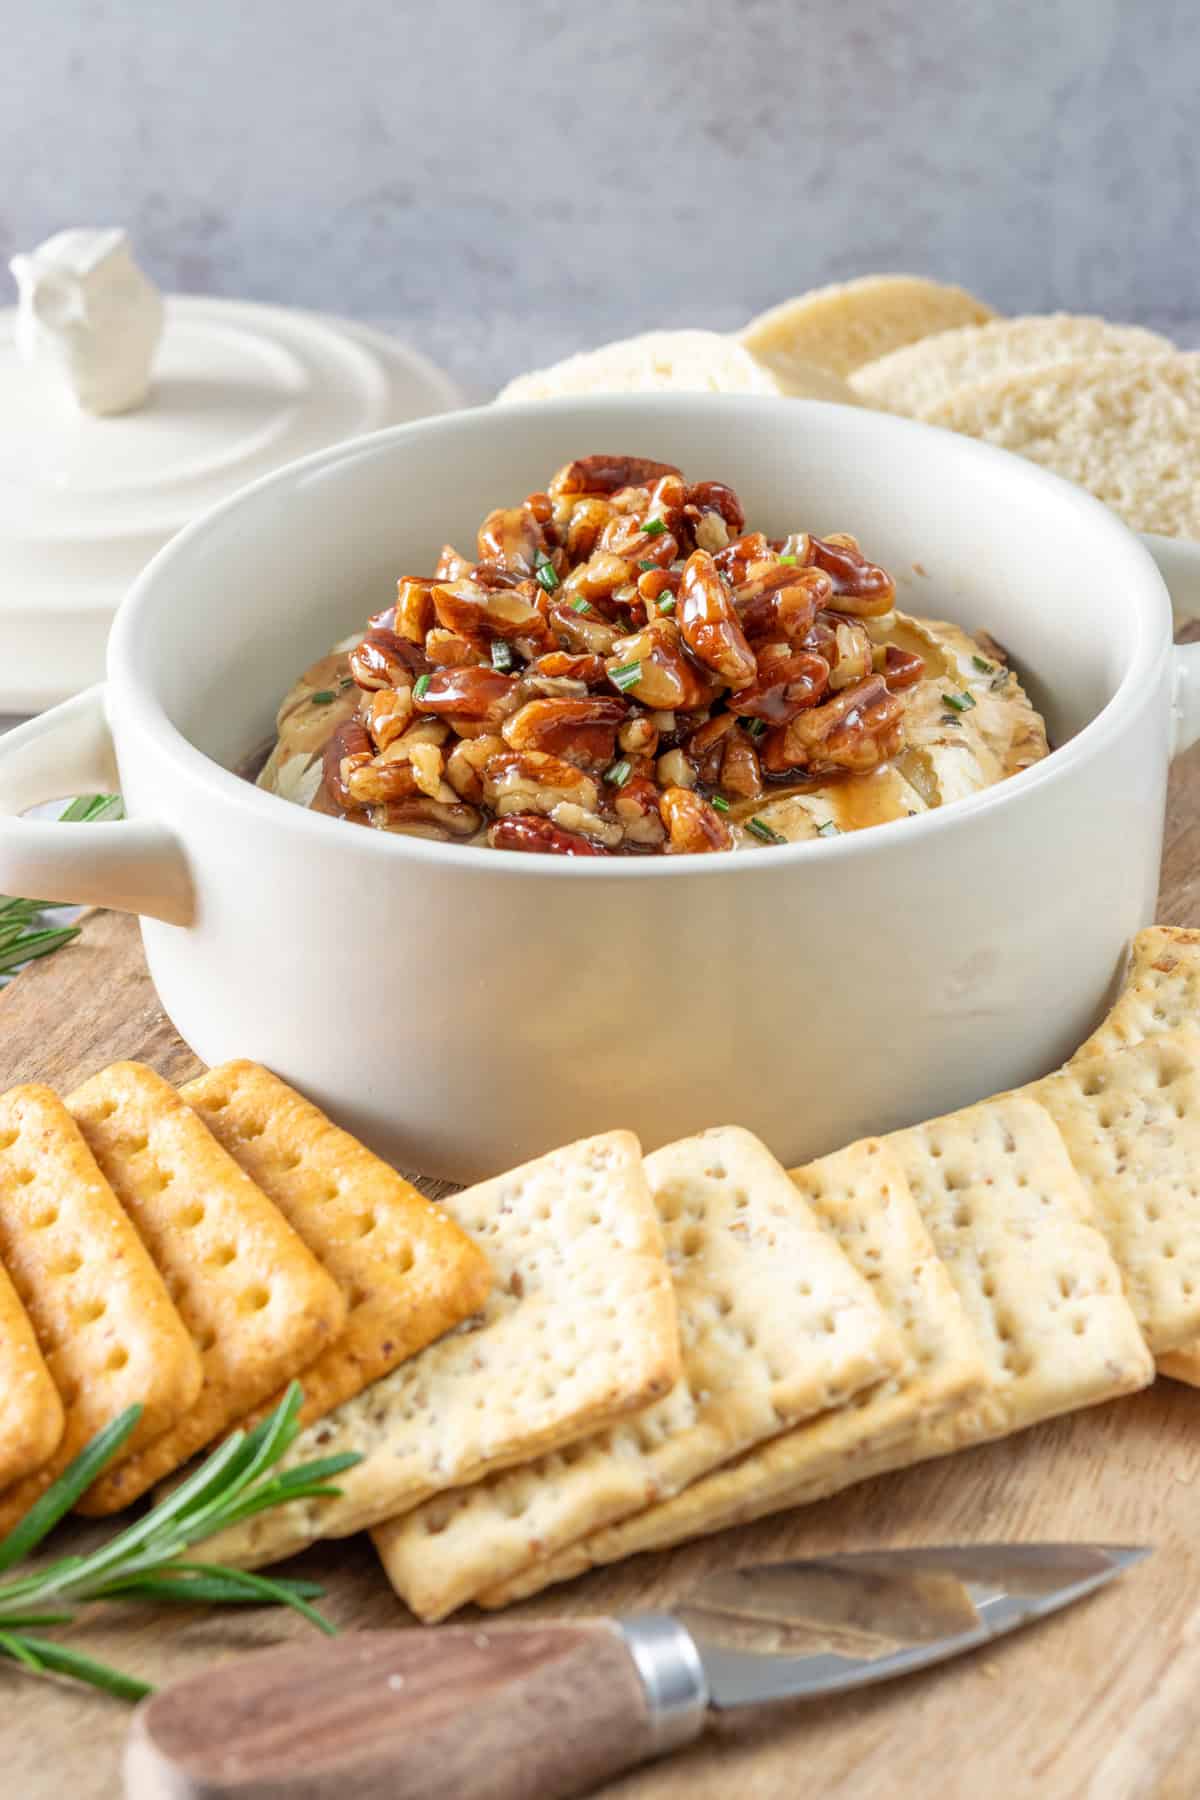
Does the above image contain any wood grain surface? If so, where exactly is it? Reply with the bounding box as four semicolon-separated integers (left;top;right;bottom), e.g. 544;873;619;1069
4;745;1200;1798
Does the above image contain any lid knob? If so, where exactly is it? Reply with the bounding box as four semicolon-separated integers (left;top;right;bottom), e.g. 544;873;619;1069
9;227;164;417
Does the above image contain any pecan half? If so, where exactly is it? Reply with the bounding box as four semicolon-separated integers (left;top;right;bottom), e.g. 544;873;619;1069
502;695;628;767
432;577;552;651
488;814;611;855
882;644;926;691
549;455;683;499
476;501;547;575
606;618;722;712
322;720;373;812
659;785;734;854
412;666;522;728
809;534;896;617
677;550;758;688
762;674;906;775
349;629;431;691
729;644;831;723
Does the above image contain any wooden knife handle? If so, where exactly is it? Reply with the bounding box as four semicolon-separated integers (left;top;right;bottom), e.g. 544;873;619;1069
124;1621;676;1800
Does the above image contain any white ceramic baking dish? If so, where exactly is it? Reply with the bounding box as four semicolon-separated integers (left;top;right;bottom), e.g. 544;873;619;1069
0;395;1196;1180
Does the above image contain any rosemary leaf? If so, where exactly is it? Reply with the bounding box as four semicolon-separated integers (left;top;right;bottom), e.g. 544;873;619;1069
0;1385;360;1702
0;1407;142;1575
99;1571;324;1608
0;1633;152;1702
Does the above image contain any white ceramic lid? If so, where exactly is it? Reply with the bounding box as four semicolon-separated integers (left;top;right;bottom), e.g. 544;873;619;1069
0;296;462;711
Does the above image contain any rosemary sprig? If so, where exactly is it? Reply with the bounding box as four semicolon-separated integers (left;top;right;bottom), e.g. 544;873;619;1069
0;794;124;980
0;1383;360;1701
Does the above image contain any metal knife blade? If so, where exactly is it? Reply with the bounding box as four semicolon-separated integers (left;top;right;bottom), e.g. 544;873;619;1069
616;1542;1147;1744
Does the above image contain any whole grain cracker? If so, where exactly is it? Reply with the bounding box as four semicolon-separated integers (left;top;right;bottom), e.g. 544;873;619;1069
68;1063;346;1515
1067;932;1200;1384
1028;1032;1200;1356
885;1097;1152;1444
478;1138;982;1608
1071;928;1200;1064
195;1132;680;1569
631;1095;1148;1549
180;1062;492;1428
0;1085;203;1535
373;1127;901;1620
0;1253;64;1494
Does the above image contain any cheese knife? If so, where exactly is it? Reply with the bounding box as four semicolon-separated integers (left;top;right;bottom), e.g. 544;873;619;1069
124;1541;1146;1800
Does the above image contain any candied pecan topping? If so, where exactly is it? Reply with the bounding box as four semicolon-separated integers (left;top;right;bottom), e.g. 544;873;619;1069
318;455;925;851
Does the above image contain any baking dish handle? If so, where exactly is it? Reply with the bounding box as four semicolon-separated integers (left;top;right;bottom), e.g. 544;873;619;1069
1145;535;1200;759
0;685;194;926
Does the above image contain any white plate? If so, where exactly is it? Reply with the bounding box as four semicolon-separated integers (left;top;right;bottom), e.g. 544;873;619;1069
0;299;462;712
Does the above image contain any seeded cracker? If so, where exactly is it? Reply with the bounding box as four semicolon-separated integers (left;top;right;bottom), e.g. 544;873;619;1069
478;1137;981;1608
374;1127;901;1620
1066;930;1200;1384
195;1132;680;1569
1029;1031;1200;1356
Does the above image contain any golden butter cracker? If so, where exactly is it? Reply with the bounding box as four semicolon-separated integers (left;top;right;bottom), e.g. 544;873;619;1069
182;1062;491;1427
0;1084;203;1534
0;1253;63;1493
68;1063;346;1515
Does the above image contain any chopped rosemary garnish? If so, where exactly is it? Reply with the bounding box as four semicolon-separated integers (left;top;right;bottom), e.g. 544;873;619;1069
656;595;676;614
971;655;994;674
571;596;592;615
747;815;785;845
535;561;560;594
778;553;798;565
711;794;731;814
609;660;643;693
413;673;432;700
0;1383;359;1703
605;759;632;788
816;819;841;837
637;559;656;572
309;690;336;706
741;717;767;740
990;670;1010;691
940;714;963;727
490;641;515;672
641;518;667;538
942;690;976;713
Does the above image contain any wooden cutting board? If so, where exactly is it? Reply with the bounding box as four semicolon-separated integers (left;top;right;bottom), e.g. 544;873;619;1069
6;750;1200;1798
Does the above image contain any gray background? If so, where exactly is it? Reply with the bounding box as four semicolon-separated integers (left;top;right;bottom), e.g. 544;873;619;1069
1;0;1196;399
